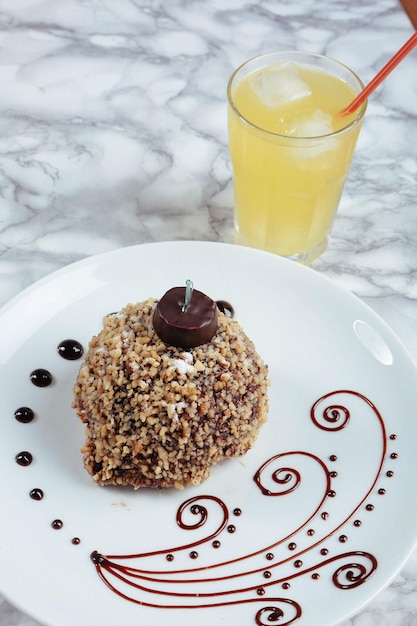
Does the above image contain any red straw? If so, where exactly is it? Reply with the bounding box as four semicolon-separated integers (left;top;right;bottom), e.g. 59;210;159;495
341;30;417;116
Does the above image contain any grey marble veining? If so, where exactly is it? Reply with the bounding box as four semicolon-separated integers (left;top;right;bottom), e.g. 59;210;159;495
0;1;416;624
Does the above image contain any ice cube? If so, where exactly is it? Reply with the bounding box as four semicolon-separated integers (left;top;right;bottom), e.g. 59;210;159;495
250;62;312;108
294;109;334;138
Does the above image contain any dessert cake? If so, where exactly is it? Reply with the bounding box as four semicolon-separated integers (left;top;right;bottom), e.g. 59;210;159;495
72;284;269;489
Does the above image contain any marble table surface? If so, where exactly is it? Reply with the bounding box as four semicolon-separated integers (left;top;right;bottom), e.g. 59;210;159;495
0;0;416;624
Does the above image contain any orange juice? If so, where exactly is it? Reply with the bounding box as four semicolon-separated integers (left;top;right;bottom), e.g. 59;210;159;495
227;52;366;263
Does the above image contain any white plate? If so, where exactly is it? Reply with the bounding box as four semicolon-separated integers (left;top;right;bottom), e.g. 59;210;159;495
1;241;417;626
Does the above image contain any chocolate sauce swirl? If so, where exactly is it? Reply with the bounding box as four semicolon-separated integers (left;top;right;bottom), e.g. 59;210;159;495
88;390;387;621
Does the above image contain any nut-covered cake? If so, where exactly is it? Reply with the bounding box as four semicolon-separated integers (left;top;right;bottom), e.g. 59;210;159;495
72;285;269;490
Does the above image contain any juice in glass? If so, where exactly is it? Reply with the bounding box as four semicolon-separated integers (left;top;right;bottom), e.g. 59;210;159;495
227;51;366;263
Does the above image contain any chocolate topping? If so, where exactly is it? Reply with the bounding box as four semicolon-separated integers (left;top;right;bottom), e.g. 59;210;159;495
153;286;218;348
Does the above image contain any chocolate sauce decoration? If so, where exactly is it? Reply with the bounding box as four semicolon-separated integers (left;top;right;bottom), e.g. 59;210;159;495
30;488;44;501
14;407;34;423
51;519;63;530
15;451;33;466
153;280;218;349
57;339;84;360
216;300;234;318
12;385;391;623
30;368;52;387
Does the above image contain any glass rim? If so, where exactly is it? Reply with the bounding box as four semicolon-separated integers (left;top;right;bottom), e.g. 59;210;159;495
227;50;367;140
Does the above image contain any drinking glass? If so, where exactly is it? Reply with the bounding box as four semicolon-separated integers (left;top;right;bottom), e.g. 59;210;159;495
227;51;366;264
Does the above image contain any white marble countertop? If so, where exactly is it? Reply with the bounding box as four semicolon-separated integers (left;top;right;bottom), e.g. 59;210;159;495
0;1;416;624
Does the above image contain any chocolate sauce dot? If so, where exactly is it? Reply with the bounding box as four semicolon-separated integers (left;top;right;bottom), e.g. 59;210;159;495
378;488;386;495
15;451;33;466
294;560;303;568
30;488;44;501
329;455;337;462
216;300;234;318
307;529;315;536
233;508;242;516
14;407;34;423
166;553;174;561
390;434;397;440
282;582;290;590
263;571;272;579
71;537;81;545
339;535;348;543
386;470;394;477
257;587;265;596
51;519;63;530
91;551;106;565
366;504;374;511
266;552;274;561
288;542;297;551
30;368;52;387
320;548;329;556
312;573;320;580
212;541;221;549
227;525;236;533
354;520;362;527
327;489;336;498
390;453;398;459
189;551;198;559
330;471;338;478
321;512;329;520
57;339;84;360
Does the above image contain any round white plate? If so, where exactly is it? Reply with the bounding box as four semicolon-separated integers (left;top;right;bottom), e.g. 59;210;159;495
1;241;417;626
